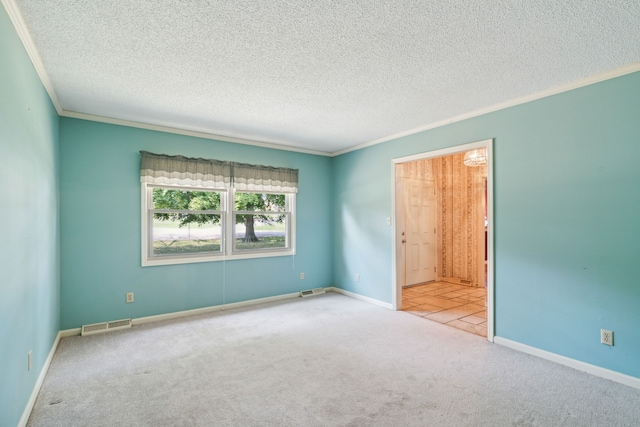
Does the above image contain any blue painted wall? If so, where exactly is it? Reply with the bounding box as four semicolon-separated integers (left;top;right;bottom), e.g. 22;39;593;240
0;8;60;427
59;118;333;329
3;0;640;418
332;71;640;378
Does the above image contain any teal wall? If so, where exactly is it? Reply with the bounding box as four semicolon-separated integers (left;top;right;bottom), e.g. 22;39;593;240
59;118;333;329
0;7;60;427
3;0;640;419
332;71;640;378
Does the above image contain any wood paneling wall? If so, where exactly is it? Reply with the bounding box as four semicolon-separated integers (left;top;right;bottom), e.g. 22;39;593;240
435;153;486;286
398;154;486;286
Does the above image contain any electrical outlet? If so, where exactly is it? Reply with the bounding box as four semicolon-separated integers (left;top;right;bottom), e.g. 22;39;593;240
386;217;391;225
300;272;304;280
355;274;360;282
28;351;32;371
601;329;614;346
126;292;134;303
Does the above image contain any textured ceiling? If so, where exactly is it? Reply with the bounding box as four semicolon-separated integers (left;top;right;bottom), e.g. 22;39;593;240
10;0;640;154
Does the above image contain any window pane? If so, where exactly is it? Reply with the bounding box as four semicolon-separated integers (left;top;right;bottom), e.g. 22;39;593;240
153;188;221;210
235;192;286;212
153;214;222;256
235;213;287;251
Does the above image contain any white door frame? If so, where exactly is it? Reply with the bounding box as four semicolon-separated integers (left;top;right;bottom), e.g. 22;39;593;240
391;138;495;342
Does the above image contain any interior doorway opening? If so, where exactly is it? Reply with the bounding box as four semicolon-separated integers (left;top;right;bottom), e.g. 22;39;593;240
392;139;494;341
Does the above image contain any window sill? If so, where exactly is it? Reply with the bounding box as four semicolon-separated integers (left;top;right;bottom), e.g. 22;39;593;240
141;249;296;267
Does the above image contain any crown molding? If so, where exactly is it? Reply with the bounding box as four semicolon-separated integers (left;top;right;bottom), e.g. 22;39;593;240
5;0;638;158
331;61;640;157
2;0;63;115
61;110;332;157
3;1;330;157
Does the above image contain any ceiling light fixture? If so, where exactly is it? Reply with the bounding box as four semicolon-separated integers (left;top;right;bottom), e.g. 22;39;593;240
463;148;487;167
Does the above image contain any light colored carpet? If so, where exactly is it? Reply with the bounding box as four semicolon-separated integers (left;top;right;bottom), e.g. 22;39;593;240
28;293;640;426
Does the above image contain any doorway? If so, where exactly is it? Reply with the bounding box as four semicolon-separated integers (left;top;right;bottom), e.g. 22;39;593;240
392;139;494;341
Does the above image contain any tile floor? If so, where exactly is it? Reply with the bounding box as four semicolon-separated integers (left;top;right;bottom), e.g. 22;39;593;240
401;281;487;337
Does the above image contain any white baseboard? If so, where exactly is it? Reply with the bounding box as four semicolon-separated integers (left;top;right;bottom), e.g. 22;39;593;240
20;290;304;424
133;292;301;326
327;287;393;310
494;336;640;390
57;292;302;336
58;288;387;337
18;331;62;427
59;328;81;338
20;296;639;426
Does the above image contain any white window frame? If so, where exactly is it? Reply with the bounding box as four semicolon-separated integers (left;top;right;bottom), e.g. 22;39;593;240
230;188;294;255
141;183;296;267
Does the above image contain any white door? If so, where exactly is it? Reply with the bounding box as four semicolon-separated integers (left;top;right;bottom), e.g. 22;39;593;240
402;178;436;286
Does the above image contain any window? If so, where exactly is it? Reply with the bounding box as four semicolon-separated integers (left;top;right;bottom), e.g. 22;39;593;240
233;191;291;252
140;151;297;266
150;186;224;257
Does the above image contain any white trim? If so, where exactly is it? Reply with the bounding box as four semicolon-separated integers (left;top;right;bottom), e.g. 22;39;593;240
141;183;296;267
331;62;640;157
390;169;399;311
133;292;301;326
141;182;149;266
60;328;82;338
391;139;495;342
392;139;492;164
62;110;331;157
57;292;302;336
6;0;638;159
19;301;639;427
485;142;495;342
327;287;394;310
2;0;63;115
230;189;295;256
25;291;303;424
18;331;62;427
6;0;638;162
46;289;389;339
143;250;296;267
494;336;640;390
63;62;640;158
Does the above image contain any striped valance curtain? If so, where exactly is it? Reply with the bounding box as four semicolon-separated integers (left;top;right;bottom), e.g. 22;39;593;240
140;151;230;188
232;162;298;193
140;151;298;193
